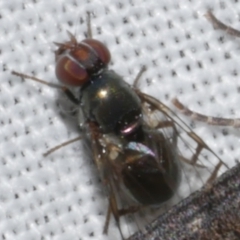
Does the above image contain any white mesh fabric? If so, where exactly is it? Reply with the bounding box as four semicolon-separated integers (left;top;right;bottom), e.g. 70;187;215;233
0;0;239;239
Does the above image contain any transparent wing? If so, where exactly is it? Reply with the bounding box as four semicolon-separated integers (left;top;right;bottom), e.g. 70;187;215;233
86;90;229;239
136;90;228;201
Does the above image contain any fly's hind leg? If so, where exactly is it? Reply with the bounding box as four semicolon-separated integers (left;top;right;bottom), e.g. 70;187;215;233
136;91;228;185
103;191;142;239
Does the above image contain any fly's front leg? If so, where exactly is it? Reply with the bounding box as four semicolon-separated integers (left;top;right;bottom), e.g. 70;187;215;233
12;71;80;105
11;71;82;156
61;87;80;105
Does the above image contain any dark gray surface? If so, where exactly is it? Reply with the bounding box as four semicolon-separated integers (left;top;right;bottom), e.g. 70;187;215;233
129;163;240;240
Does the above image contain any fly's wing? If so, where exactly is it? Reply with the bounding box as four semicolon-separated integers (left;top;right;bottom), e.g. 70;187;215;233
136;91;228;200
88;124;181;239
87;91;228;239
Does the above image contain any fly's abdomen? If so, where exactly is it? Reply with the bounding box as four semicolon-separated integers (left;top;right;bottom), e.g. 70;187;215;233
122;130;181;205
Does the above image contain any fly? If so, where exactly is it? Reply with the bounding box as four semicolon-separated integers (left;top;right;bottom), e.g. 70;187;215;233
12;12;227;239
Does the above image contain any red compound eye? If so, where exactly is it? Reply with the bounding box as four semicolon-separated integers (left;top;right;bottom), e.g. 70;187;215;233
82;39;111;65
55;38;111;86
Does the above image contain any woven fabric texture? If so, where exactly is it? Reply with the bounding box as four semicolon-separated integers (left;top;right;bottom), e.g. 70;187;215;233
0;0;239;239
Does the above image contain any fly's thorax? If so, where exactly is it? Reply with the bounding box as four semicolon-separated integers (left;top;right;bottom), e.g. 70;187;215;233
79;69;142;135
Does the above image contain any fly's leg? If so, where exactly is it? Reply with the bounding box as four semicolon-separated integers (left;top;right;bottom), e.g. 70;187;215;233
103;193;124;238
131;66;222;173
136;91;228;185
131;63;228;184
86;11;92;38
12;13;95;103
143;103;207;169
183;131;225;185
88;122;143;238
11;13;95;155
42;136;82;157
11;71;80;105
11;71;83;156
206;10;240;38
103;191;144;238
103;191;142;239
12;14;94;103
132;65;147;89
172;98;240;128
